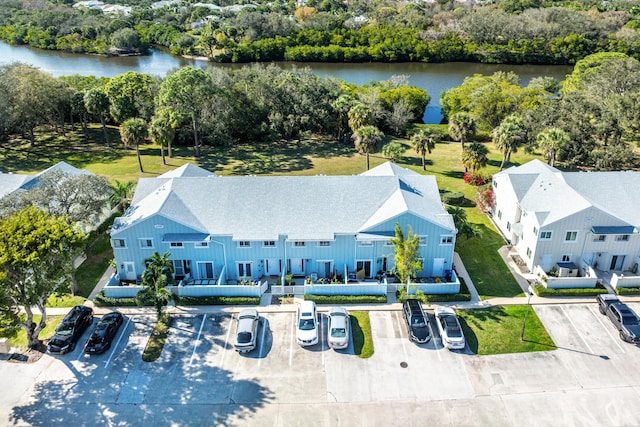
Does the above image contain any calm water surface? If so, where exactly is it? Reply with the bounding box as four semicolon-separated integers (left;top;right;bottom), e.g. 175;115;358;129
0;41;572;123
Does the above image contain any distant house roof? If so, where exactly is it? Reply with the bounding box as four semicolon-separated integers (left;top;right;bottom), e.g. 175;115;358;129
494;159;640;228
159;164;216;178
0;161;91;196
0;173;33;199
113;162;456;239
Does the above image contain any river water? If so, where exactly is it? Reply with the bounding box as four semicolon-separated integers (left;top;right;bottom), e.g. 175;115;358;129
0;41;572;123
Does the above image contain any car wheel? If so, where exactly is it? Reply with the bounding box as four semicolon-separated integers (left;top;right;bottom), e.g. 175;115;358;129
598;305;606;315
620;331;630;343
69;342;76;353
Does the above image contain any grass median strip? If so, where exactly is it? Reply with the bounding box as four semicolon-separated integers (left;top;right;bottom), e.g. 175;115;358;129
142;315;172;362
458;305;556;355
350;311;374;358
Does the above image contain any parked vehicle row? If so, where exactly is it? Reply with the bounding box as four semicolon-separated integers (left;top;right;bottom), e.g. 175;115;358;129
47;306;124;355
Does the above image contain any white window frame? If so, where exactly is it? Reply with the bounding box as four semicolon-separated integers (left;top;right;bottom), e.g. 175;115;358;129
497;210;502;220
170;242;184;248
113;239;126;248
197;261;215;279
561;254;571;262
139;238;154;249
419;236;427;246
238;241;251;248
616;235;630;242
564;231;578;242
263;240;276;248
526;247;532;258
237;262;252;278
195;241;209;248
440;235;454;245
317;241;331;247
533;227;538;236
594;235;606;242
293;241;305;247
359;240;373;247
540;231;552;240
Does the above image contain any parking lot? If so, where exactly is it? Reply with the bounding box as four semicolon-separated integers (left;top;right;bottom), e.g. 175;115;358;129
3;302;640;426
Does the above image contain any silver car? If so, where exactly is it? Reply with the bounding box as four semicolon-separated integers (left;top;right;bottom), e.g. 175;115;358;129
434;306;465;350
327;307;350;349
235;309;260;353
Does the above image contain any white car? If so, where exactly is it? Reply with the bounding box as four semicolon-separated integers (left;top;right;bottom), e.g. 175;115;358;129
434;307;466;350
296;301;318;346
327;307;350;349
235;309;260;353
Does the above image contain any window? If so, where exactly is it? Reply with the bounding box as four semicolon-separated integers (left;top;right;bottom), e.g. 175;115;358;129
359;240;373;246
197;262;214;279
616;235;630;242
497;210;502;220
594;235;606;242
540;231;552;240
170;242;183;248
419;236;427;246
195;241;209;248
526;247;532;258
237;262;252;277
561;254;571;262
493;180;498;188
440;235;453;245
113;239;126;248
318;241;331;247
533;227;538;236
506;222;511;231
564;231;578;242
384;240;393;246
139;238;153;248
238;241;251;248
263;241;276;248
293;241;305;247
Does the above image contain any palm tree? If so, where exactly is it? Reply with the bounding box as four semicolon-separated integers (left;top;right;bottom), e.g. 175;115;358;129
537;127;570;167
84;88;110;146
492;114;525;170
461;142;489;173
136;252;175;320
120;118;148;173
149;108;179;165
352;125;384;170
447;206;481;240
347;102;375;134
411;128;440;170
109;180;135;213
448;112;476;149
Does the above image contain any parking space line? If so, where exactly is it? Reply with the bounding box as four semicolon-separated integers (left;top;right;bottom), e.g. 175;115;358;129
219;315;233;368
394;312;409;362
320;314;325;366
427;321;442;360
105;317;131;368
588;306;625;353
258;315;267;366
560;305;595;354
189;314;207;367
290;312;295;367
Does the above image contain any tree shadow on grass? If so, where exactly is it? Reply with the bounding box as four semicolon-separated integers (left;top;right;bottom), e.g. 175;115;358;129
441;170;465;180
10;314;274;426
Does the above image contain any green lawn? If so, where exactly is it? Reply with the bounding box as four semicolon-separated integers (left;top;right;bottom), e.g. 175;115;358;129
458;305;556;355
8;315;64;351
75;232;114;298
350;311;374;358
3;123;547;299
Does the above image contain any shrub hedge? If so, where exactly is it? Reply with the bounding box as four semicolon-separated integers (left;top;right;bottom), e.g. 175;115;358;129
173;295;260;305
395;277;472;303
303;294;387;304
616;286;640;295
441;191;465;205
533;284;608;297
93;291;139;307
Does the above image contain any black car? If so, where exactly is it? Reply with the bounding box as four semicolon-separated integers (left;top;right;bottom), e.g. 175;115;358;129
84;312;124;354
402;299;431;344
47;305;93;354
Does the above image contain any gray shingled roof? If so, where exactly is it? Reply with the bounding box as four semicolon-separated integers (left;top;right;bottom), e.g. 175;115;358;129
113;162;455;238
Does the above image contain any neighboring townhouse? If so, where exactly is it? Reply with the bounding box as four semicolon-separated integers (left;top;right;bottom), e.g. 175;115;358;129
492;160;640;284
110;162;457;287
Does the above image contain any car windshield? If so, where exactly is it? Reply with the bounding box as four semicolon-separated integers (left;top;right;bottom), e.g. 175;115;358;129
331;328;346;338
237;332;252;344
411;316;426;327
56;322;74;336
87;335;103;345
298;318;315;330
239;315;255;320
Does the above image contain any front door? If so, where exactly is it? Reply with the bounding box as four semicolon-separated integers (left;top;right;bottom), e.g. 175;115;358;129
197;262;214;279
123;262;136;281
265;258;282;275
289;258;304;275
356;260;372;278
432;258;445;276
541;254;553;272
610;255;626;271
316;260;333;278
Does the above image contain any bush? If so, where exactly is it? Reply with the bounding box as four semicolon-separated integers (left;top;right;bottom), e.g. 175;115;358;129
173;295;260;305
463;172;490;186
303;294;387;304
616;286;640;295
93;291;139;307
533;284;608;297
441;191;465;205
396;278;472;303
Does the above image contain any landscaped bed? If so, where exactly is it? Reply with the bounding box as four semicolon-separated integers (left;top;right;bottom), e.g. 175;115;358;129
350;311;374;359
396;277;472;303
304;294;386;304
458;305;556;355
533;283;608;297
